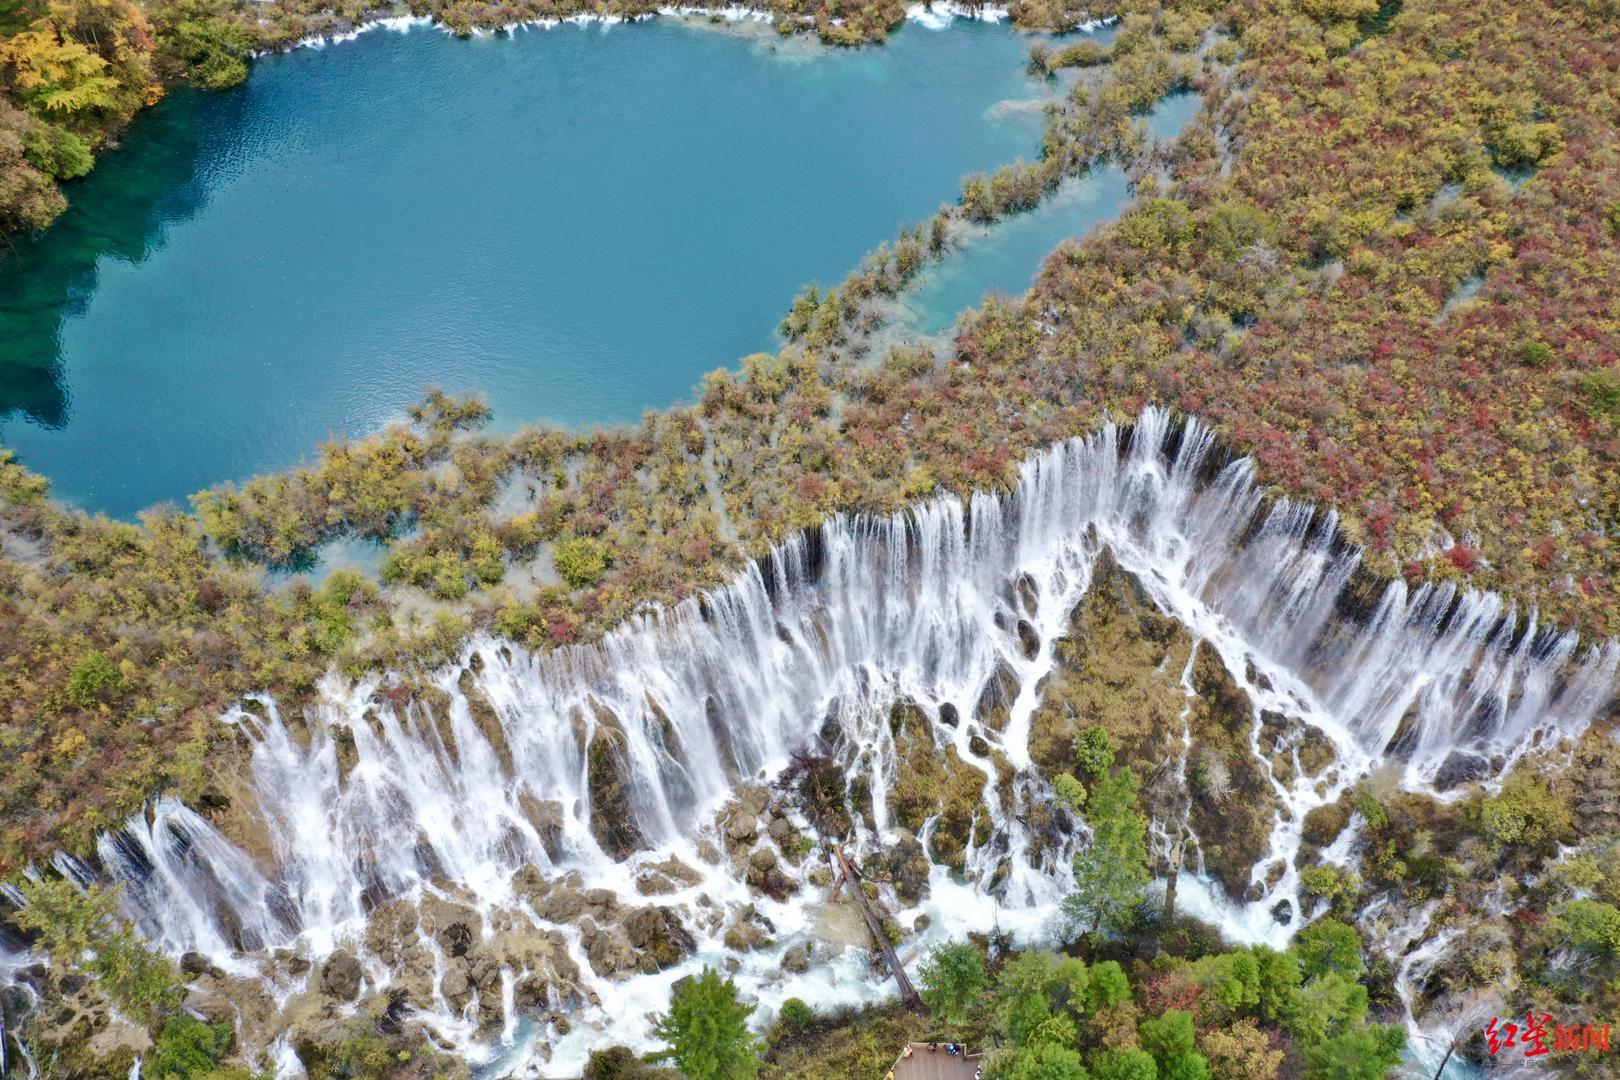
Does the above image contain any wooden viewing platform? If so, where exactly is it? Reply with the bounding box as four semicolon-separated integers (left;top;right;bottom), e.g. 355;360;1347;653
884;1042;982;1080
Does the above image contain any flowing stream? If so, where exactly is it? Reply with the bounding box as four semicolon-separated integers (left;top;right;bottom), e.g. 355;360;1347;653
12;410;1612;1076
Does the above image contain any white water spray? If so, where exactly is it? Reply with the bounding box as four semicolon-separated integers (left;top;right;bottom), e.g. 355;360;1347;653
12;410;1617;1074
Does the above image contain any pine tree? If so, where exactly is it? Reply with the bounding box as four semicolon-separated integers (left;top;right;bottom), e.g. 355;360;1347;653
649;967;763;1080
919;940;989;1025
1064;765;1150;937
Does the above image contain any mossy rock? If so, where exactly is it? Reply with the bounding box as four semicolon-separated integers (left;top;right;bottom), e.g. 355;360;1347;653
1184;644;1281;899
1301;797;1353;851
1026;548;1192;777
885;698;990;871
586;715;644;860
622;906;696;974
974;660;1021;733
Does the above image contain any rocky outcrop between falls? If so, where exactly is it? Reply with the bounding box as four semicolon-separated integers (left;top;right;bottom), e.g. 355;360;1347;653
321;948;363;1000
586;709;645;860
512;867;696;979
887;700;991;872
2;962;151;1073
713;783;813;901
1024;548;1290;901
1185;649;1297;902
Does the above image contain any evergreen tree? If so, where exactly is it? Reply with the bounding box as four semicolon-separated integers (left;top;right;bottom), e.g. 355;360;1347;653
1139;1009;1210;1080
919;940;990;1025
13;876;177;1021
649;967;762;1080
1301;1023;1405;1080
1005;1042;1090;1080
1065;766;1150;936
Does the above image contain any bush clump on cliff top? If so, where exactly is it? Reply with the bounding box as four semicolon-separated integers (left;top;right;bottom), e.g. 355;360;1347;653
553;535;610;589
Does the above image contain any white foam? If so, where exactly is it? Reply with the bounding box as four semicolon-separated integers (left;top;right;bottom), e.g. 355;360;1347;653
33;410;1619;1074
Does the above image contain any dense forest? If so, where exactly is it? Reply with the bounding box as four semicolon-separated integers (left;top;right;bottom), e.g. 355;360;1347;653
2;0;1619;1073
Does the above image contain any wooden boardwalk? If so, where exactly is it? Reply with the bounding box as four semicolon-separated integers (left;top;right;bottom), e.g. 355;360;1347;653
887;1043;981;1080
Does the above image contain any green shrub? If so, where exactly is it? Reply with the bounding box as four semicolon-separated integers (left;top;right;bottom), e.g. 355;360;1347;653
23;122;93;179
1292;919;1365;981
1119;198;1196;255
1479;773;1573;848
554;536;610;588
1298;865;1357;911
66;651;127;708
1093;1048;1158;1080
1518;339;1554;367
12;878;178;1022
649;967;761;1080
1352;789;1387;830
1074;726;1117;779
584;1047;671;1080
147;1016;233;1080
1055;40;1110;67
155;0;255;91
1189;951;1259;1014
1085;960;1131;1012
1300;1023;1404;1080
1580;370;1620;421
1005;1043;1089;1080
1140;1009;1207;1080
919;941;989;1025
1205;201;1276;259
1560;899;1620;957
778;997;815;1030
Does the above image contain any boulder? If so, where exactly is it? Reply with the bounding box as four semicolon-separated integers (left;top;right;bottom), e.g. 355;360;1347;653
440;962;472;1006
722;906;774;952
179;951;212;977
885;835;931;906
1015;619;1041;660
782;943;811;974
739;785;770;817
517;795;567;862
538;883;587;924
321;950;363;1001
420;894;482;958
1433;751;1491;792
622;906;697;973
580;919;637;979
725;812;759;843
636;855;705;895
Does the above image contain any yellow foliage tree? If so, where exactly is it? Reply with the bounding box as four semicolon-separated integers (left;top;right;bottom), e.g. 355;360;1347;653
1;22;119;119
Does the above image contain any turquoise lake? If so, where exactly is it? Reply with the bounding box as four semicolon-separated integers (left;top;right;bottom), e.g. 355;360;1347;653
0;16;1140;517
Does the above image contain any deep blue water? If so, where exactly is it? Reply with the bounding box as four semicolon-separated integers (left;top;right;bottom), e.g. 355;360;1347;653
0;17;1058;516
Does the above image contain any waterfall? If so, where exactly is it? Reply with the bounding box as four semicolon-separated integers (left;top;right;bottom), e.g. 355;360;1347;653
11;409;1619;1074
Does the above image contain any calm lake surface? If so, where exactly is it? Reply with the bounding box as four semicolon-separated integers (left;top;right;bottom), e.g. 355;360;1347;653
0;17;1109;516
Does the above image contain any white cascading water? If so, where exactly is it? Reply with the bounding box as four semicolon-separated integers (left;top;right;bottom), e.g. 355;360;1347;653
7;409;1616;1076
